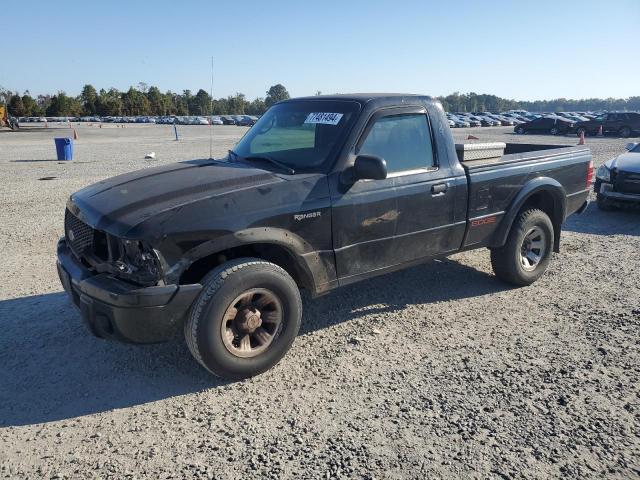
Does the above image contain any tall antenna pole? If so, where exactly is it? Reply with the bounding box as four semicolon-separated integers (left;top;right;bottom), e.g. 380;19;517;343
209;56;214;159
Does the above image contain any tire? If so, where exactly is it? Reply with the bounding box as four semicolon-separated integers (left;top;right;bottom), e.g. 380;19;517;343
490;209;554;287
619;127;631;138
596;193;616;211
550;127;559;135
185;258;302;379
515;126;525;134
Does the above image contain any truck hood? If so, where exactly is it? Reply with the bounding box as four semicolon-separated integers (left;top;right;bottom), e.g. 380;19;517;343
607;152;640;174
69;160;284;236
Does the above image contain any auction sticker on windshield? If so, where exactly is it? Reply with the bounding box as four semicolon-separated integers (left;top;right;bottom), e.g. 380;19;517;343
304;112;344;125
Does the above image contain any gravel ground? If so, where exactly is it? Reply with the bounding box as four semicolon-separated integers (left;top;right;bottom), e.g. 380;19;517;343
0;124;638;479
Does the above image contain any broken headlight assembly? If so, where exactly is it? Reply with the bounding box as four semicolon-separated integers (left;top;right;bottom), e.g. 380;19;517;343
113;239;164;286
596;165;611;183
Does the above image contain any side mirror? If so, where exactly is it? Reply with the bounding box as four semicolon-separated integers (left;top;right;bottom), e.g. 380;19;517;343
625;142;638;151
353;155;387;181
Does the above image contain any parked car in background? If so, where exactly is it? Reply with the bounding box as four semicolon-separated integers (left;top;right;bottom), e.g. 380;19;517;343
236;115;258;126
514;116;574;135
594;142;640;209
221;116;236;125
487;114;514;126
458;114;482;127
210;116;224;125
447;115;471;128
473;115;500;127
562;114;589;123
574;112;640;138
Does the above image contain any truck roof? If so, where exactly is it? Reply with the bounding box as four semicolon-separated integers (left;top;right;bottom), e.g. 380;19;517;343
279;93;436;106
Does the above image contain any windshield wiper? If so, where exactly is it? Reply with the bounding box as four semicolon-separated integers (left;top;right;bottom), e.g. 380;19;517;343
241;155;295;175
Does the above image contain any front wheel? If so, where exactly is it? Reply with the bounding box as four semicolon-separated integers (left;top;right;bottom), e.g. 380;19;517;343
515;126;525;134
490;209;554;286
185;258;302;379
619;127;631;138
550;127;559;135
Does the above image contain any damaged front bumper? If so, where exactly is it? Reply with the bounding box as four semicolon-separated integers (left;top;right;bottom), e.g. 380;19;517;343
56;238;202;343
597;182;640;204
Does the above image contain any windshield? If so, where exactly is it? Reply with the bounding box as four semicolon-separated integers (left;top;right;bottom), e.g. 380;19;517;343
232;100;360;172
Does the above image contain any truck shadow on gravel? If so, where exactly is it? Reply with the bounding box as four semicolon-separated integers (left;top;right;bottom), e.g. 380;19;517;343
0;259;506;427
563;203;640;236
0;292;225;427
300;258;509;335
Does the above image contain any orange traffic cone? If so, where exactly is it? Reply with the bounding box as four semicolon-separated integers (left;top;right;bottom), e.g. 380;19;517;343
73;128;78;140
578;131;585;145
597;125;603;137
467;134;479;140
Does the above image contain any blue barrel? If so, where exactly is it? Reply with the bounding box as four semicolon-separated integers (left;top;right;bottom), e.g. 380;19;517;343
54;137;73;160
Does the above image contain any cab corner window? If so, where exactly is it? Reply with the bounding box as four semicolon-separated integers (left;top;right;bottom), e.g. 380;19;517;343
359;114;435;174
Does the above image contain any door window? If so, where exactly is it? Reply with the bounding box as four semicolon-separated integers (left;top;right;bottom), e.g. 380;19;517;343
359;114;434;173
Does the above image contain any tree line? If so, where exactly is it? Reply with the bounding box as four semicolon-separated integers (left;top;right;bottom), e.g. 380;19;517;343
2;84;639;117
0;83;290;117
437;92;640;113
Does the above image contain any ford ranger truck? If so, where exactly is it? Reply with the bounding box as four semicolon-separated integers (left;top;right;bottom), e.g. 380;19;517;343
57;94;592;379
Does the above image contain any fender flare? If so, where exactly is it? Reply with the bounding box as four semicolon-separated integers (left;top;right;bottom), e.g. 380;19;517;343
492;177;567;252
165;227;331;293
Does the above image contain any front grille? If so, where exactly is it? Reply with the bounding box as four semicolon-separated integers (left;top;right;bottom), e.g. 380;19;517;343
615;171;640;195
64;209;95;257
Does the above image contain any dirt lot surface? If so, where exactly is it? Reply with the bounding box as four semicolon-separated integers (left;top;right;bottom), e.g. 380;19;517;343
1;123;638;479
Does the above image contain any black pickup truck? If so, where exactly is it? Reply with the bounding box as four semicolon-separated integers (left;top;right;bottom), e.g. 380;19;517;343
57;94;592;379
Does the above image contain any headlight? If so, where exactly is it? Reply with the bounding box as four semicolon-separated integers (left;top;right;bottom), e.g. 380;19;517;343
596;165;611;182
114;239;163;285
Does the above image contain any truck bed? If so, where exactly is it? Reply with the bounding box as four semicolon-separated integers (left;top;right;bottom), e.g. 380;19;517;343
459;143;592;250
461;144;590;170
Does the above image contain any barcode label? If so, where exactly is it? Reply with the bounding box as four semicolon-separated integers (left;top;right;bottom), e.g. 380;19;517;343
304;112;344;125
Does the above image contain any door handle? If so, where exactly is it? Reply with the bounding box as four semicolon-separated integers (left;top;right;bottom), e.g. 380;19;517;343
431;183;448;195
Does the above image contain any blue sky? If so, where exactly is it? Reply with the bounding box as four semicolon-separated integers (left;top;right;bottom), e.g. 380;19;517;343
3;0;639;100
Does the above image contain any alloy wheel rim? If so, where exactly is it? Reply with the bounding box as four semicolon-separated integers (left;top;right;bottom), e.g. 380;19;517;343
220;288;283;358
520;226;546;272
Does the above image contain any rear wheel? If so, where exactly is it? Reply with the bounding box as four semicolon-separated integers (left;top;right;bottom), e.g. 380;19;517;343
515;126;525;134
185;258;302;379
619;127;631;138
550;127;559;135
490;209;554;286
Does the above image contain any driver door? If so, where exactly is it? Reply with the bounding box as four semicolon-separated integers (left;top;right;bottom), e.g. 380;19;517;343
330;108;458;282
